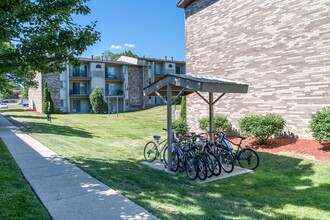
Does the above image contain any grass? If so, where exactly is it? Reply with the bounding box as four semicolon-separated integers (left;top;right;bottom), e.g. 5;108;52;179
0;138;50;220
1;106;330;219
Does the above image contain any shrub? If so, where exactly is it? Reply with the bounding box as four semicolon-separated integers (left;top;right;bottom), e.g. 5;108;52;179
172;119;187;136
239;114;285;145
310;107;330;142
89;87;107;113
42;82;54;113
199;114;229;133
180;96;186;121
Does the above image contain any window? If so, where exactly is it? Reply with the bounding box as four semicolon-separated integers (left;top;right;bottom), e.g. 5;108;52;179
176;66;181;74
125;83;128;90
96;64;102;69
124;65;129;74
168;64;173;68
60;99;66;108
60;81;66;89
72;65;87;77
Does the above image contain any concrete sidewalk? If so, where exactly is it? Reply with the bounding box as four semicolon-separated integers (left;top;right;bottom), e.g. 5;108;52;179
0;115;157;220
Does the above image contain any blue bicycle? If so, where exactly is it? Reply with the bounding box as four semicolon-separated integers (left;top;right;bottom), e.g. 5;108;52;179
215;131;260;172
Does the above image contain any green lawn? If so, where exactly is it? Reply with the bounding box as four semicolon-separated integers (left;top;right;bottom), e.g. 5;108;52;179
1;106;330;219
0;138;50;220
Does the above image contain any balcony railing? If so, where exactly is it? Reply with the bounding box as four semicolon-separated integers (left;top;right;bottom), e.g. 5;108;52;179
105;72;124;80
69;88;90;96
69;71;91;78
105;89;124;96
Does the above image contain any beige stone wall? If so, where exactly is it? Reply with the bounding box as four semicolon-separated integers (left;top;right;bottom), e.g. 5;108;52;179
28;73;61;112
127;66;144;109
28;73;42;112
43;73;61;111
184;0;330;138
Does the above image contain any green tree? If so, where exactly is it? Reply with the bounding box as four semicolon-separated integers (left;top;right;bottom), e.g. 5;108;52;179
0;0;100;93
101;50;114;61
89;87;107;114
20;87;28;99
42;82;54;113
180;96;186;121
112;50;138;61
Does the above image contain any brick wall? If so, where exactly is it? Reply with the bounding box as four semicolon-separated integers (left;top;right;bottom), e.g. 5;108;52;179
43;73;61;111
28;73;61;112
184;0;330;138
28;72;42;112
128;66;144;109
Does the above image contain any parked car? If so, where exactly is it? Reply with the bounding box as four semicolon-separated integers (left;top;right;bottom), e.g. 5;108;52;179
0;103;8;109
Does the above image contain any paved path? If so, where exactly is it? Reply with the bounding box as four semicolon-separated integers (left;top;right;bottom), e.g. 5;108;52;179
0;115;158;220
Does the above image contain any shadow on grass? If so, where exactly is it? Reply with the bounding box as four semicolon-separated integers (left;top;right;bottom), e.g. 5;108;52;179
66;152;330;219
5;116;95;139
6;114;52;120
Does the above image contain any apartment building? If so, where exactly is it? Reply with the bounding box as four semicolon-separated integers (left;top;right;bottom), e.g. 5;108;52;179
28;56;186;113
178;0;330;138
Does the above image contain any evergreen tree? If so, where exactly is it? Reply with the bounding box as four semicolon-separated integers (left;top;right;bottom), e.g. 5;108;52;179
42;82;54;113
42;82;49;113
89;87;107;113
48;90;54;113
180;96;187;121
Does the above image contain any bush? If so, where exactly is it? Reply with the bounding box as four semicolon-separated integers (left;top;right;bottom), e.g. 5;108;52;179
239;114;285;145
310;107;330;142
172;119;187;136
199;114;229;133
180;96;186;121
89;87;107;113
42;82;54;113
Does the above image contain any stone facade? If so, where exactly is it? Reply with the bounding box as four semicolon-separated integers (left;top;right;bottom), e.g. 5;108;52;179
28;73;61;113
184;0;330;138
28;73;42;112
127;66;144;109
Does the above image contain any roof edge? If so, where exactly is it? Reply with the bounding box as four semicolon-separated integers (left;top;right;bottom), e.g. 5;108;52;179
177;0;194;8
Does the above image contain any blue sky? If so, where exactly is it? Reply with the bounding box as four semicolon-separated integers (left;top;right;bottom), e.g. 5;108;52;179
76;0;186;61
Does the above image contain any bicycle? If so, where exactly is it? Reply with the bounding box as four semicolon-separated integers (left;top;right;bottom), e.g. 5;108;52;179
191;134;221;178
171;140;199;180
215;131;260;172
144;133;168;164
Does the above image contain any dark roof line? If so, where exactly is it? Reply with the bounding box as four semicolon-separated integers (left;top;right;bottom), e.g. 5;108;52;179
77;57;136;66
137;56;185;64
177;0;194;8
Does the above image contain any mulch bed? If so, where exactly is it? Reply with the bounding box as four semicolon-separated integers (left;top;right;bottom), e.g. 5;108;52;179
228;137;330;162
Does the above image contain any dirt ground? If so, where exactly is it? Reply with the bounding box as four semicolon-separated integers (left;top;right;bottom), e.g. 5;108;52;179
229;137;330;162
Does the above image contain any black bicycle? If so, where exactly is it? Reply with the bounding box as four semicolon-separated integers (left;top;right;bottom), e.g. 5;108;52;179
215;131;259;172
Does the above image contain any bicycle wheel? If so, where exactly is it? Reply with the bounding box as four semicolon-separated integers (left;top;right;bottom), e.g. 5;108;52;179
172;151;179;172
185;155;198;180
209;152;222;176
144;141;157;162
238;148;259;170
163;146;168;165
219;149;234;173
196;155;208;181
203;153;214;178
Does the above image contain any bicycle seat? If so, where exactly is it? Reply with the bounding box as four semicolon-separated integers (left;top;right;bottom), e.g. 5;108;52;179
239;136;247;140
153;135;161;141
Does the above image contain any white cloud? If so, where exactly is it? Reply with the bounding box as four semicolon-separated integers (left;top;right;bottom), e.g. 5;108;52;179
124;43;135;48
111;45;123;49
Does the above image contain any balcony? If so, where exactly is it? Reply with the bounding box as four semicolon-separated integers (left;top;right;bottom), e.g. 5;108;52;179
69;88;90;98
105;73;125;82
105;89;124;97
69;71;91;80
